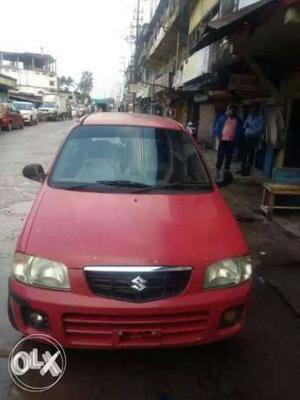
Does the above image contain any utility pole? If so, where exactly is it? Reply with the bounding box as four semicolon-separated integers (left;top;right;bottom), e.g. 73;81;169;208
134;0;142;83
133;0;142;112
135;0;141;49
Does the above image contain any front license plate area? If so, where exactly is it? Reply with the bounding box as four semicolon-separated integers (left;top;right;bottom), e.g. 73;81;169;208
112;329;162;346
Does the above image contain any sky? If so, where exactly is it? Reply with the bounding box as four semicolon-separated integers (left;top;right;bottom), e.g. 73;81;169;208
1;0;151;98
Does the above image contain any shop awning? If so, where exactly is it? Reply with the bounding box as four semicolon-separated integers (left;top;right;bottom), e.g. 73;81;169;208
9;90;42;103
0;74;16;89
192;0;277;52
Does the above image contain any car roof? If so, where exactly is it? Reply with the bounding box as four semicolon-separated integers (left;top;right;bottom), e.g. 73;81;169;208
82;112;183;131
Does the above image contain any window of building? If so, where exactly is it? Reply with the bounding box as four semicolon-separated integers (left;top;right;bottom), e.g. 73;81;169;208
49;80;55;86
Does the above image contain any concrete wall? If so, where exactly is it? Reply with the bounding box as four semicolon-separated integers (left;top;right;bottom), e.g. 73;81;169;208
189;0;219;34
0;67;57;93
198;103;215;145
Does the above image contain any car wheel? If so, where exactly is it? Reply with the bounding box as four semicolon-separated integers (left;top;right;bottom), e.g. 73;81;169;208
7;123;12;131
19;122;24;129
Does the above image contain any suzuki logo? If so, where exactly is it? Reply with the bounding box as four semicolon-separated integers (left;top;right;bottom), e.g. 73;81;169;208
131;276;147;292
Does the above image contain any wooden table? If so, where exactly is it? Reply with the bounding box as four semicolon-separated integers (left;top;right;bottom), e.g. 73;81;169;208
261;183;300;219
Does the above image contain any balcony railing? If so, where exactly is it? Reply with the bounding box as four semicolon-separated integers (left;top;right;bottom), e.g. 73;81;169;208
146;0;181;60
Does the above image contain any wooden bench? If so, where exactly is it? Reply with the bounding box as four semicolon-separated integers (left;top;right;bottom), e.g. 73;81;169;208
261;168;300;219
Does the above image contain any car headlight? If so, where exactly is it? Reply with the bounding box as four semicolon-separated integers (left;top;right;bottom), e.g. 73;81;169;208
204;257;252;289
13;252;70;290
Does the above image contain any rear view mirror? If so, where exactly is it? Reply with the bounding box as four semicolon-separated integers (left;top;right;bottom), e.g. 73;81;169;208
23;164;46;183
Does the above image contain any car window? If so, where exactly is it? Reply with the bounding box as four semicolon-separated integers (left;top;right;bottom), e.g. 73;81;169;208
50;125;211;192
14;102;32;110
41;103;56;109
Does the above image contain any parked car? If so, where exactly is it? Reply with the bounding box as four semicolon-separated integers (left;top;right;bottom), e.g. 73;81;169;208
13;101;38;125
8;113;252;349
38;94;68;121
1;103;24;131
38;102;62;121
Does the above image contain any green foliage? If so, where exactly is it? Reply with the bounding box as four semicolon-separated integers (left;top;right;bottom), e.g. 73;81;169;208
58;76;75;90
78;71;93;96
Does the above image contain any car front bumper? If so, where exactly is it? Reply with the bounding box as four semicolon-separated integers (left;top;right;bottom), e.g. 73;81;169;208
8;277;251;349
22;115;31;123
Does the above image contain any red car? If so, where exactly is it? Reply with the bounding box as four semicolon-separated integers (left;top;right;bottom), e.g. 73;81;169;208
1;103;24;131
8;113;252;349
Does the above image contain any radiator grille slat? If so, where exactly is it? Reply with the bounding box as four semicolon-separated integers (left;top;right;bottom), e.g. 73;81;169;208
85;267;191;302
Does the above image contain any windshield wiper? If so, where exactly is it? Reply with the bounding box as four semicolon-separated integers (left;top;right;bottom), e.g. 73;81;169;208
132;181;211;193
61;180;151;191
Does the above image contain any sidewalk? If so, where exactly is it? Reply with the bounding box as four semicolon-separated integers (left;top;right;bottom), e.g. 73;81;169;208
203;149;300;316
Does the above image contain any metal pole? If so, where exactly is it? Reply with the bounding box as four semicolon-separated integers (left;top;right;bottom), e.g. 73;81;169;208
135;0;141;47
133;0;141;112
175;30;180;71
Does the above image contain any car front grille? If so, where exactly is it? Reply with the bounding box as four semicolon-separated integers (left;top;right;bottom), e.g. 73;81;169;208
84;266;192;303
62;309;209;348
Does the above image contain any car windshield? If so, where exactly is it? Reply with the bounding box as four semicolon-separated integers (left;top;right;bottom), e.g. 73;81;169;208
41;103;56;109
13;102;32;110
50;125;211;193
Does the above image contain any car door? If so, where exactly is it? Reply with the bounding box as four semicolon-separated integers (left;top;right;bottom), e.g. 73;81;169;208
10;105;21;127
6;105;14;127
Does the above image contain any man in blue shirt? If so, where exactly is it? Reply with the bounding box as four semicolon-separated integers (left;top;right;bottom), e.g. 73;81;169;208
238;103;265;175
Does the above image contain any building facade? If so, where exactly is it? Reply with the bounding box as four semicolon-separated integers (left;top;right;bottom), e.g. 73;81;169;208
0;51;58;100
127;0;300;176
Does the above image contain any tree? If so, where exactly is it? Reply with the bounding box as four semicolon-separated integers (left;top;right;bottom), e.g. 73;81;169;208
58;76;75;91
78;71;93;97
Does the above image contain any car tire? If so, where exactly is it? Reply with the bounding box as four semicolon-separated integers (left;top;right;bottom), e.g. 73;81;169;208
7;123;12;131
19;122;24;129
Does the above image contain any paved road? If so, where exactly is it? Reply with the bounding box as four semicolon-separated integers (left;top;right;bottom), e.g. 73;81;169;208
0;121;299;400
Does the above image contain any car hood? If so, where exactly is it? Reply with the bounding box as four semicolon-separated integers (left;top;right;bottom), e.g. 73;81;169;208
23;187;248;269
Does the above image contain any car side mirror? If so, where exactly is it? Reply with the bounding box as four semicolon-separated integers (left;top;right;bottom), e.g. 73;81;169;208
23;164;46;182
216;171;233;188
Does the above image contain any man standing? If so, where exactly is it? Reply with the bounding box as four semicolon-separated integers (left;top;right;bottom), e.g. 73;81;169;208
239;103;265;175
214;105;242;180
